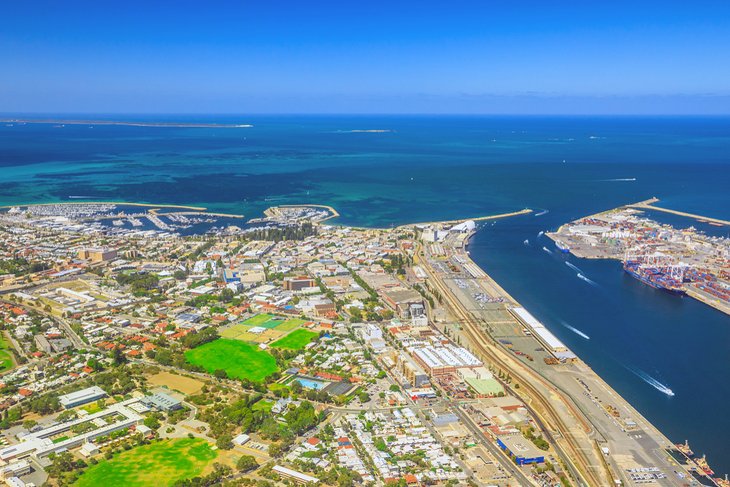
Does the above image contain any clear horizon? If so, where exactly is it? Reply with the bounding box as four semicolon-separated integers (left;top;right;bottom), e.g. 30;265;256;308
2;1;730;114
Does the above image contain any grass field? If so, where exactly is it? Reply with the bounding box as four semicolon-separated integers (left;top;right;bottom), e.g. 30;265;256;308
277;318;310;332
242;313;286;329
75;438;217;487
185;339;278;382
271;329;318;350
220;324;285;344
0;334;14;372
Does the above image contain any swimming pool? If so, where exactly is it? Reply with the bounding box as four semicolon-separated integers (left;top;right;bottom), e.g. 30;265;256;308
294;377;328;390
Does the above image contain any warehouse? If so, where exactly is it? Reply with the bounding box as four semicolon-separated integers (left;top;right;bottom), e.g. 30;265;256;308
510;307;568;353
497;435;545;465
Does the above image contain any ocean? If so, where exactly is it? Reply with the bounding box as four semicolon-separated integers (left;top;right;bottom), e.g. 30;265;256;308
1;115;729;473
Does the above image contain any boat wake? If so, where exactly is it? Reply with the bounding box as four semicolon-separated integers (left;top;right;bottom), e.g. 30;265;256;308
561;322;590;340
542;246;553;254
535;209;549;217
523;239;530;246
68;196;94;199
576;273;598;286
565;261;583;273
537;230;544;238
630;368;675;397
602;178;637;182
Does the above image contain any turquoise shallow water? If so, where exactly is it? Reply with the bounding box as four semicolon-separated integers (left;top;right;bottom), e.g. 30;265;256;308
1;115;729;473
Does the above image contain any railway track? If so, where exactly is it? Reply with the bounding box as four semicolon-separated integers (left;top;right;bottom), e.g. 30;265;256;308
418;245;609;487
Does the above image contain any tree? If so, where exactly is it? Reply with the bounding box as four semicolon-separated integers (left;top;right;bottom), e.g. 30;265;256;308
143;415;160;430
216;434;233;450
268;442;283;457
110;347;126;366
236;455;259;472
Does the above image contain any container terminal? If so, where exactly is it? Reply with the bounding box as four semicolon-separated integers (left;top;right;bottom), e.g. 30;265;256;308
547;199;730;316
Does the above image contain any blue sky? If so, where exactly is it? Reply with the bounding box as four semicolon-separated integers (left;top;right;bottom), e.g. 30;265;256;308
2;1;730;114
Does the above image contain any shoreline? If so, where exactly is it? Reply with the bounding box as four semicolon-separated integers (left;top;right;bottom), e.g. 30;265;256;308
0;201;208;211
449;230;708;484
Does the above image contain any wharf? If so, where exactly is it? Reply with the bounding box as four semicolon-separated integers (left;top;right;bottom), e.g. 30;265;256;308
420;229;701;486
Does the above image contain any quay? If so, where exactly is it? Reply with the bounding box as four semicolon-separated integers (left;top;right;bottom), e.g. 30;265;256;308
547;199;730;317
628;197;730;226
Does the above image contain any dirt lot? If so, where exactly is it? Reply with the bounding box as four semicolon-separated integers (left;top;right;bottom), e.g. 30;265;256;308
147;371;205;395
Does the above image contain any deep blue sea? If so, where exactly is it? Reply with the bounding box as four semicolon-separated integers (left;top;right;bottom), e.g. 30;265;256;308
1;115;729;474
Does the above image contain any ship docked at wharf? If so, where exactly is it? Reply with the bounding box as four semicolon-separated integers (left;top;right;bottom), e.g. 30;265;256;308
674;440;730;487
546;199;730;316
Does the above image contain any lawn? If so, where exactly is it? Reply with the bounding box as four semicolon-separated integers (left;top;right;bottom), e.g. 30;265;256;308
251;399;273;412
242;313;275;326
75;438;217;487
184;339;278;382
81;402;104;414
0;334;14;372
271;329;318;350
277;318;310;332
242;313;285;329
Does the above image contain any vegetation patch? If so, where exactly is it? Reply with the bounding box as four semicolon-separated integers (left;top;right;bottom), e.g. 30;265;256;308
251;399;273;412
74;438;217;487
0;334;14;372
184;339;278;382
271;329;318;350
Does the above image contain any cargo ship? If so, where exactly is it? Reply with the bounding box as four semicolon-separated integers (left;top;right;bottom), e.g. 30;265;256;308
623;261;686;295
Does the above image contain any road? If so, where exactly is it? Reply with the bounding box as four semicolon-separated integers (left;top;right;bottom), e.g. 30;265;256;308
415;232;704;487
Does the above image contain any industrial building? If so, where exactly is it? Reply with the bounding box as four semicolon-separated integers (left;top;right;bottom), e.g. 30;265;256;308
510;307;568;353
409;343;482;376
496;435;545;465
